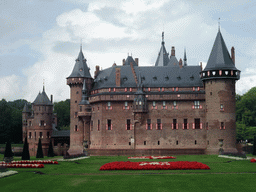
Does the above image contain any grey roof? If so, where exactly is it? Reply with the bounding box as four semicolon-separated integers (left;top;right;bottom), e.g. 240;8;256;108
155;41;170;66
32;86;53;105
51;130;70;137
124;56;138;66
204;30;238;71
168;55;179;66
79;79;90;105
93;63;203;89
68;47;92;78
22;103;31;113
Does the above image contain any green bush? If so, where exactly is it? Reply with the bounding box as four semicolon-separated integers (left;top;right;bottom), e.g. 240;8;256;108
47;141;54;157
253;136;256;155
36;138;44;158
22;137;30;160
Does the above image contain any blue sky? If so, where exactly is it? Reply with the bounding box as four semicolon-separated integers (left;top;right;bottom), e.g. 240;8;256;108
0;0;255;102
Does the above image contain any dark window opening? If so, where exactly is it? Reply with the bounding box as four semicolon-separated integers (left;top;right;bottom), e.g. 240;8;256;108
176;141;178;145
173;119;177;129
147;119;151;130
144;141;146;145
29;132;32;139
184;119;187;129
98;120;100;131
107;119;111;130
210;92;212;95
40;132;43;138
129;142;131;145
207;140;209;145
195;140;197;145
40;120;44;126
206;122;208;129
80;106;82;112
127;119;131;130
221;122;224;129
91;121;93;131
158;141;160;145
75;100;77;103
157;119;161;130
47;132;50;138
195;118;200;129
75;125;78;131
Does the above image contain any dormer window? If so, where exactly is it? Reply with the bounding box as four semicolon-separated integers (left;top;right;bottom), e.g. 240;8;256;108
79;68;83;71
165;76;169;81
153;76;157;81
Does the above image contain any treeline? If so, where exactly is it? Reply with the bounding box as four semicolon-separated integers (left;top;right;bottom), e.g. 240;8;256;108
236;87;256;142
0;99;70;144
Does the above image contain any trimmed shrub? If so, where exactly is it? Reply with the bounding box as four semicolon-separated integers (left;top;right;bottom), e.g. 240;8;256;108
253;136;256;155
4;141;13;163
47;141;54;157
36;138;44;158
22;137;30;160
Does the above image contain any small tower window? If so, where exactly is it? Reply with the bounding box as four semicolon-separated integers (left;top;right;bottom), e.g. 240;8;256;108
194;118;200;129
47;132;50;138
173;101;177;109
194;101;200;109
40;132;43;138
75;125;78;131
183;119;188;129
76;91;79;94
220;104;224;111
80;106;82;112
147;119;151;130
107;119;112;130
157;119;162;130
173;119;177;129
162;101;166;109
144;141;146;145
126;119;131;130
98;120;100;131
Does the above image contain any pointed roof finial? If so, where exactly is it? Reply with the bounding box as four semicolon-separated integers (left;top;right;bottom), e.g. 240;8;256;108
218;18;220;32
162;31;164;43
43;79;45;92
184;48;187;66
80;39;82;52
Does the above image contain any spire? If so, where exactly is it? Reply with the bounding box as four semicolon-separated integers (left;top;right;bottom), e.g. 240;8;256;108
218;18;220;32
79;79;90;105
43;79;45;93
22;102;30;113
203;30;238;71
155;32;170;66
184;48;187;66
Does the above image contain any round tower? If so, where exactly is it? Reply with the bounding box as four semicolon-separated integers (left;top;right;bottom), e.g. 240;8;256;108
67;46;93;155
201;30;240;154
22;102;31;142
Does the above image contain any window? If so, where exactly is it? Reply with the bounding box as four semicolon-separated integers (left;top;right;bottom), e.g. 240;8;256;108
29;121;32;126
107;102;112;110
47;132;50;138
158;141;160;145
76;91;79;94
129;88;132;92
80;106;82;112
195;140;197;145
98;120;100;131
39;106;40;111
34;132;36;139
75;112;78;117
29;132;32;139
206;122;208;129
124;101;129;109
220;122;225;129
210;92;212;95
75;125;78;131
40;120;44;126
220;104;224;111
157;119;162;130
144;141;146;145
194;101;200;109
183;119;188;129
126;119;131;130
173;101;177;109
107;119;112;130
147;119;151;130
91;121;93;131
75;100;77;103
40;132;43;138
129;142;131;145
176;141;178;145
194;118;200;129
172;119;177;129
162;101;167;109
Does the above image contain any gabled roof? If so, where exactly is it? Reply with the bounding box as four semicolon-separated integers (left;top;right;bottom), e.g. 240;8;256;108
155;41;170;66
68;47;92;78
124;56;137;66
168;55;179;66
204;30;238;71
32;86;52;105
22;103;30;113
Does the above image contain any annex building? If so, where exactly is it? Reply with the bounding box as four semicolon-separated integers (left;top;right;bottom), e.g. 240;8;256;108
67;29;240;156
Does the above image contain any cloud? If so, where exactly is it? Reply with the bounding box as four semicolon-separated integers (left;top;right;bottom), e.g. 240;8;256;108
0;75;21;101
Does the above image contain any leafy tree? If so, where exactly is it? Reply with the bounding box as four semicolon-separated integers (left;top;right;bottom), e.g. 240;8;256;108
47;141;54;157
36;138;44;158
53;99;70;130
22;137;30;160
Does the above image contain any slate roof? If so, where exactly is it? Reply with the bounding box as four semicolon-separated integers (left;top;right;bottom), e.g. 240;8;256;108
22;103;31;113
168;55;179;66
79;79;90;105
124;56;138;66
51;130;70;137
32;86;52;105
68;47;92;78
204;30;238;71
155;41;170;66
93;59;203;89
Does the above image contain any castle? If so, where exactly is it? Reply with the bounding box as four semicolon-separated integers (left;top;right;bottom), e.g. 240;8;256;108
22;29;240;156
67;29;240;156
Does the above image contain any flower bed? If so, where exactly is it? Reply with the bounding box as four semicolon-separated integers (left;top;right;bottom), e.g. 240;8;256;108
250;158;256;163
0;163;44;168
128;156;176;159
100;161;210;170
7;160;58;164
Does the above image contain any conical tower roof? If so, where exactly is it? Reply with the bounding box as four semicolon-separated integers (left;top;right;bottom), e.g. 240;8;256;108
124;55;137;66
155;32;170;66
68;47;92;78
204;30;238;71
33;86;52;105
22;102;30;113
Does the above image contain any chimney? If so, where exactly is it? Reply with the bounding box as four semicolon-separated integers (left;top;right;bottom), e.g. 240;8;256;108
112;62;117;67
135;58;139;66
51;95;53;103
231;47;235;65
122;59;125;66
179;58;183;68
115;68;121;87
171;46;175;56
200;62;202;71
94;65;100;79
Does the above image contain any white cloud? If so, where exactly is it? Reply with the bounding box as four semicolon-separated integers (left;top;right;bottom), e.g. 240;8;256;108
0;75;21;101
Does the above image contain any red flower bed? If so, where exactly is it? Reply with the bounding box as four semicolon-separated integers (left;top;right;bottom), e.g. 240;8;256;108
0;163;44;168
100;161;210;170
250;158;256;163
128;156;176;159
8;160;58;164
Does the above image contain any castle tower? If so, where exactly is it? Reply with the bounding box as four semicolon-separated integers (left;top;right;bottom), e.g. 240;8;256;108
67;47;93;155
22;102;31;143
30;86;53;156
201;30;240;154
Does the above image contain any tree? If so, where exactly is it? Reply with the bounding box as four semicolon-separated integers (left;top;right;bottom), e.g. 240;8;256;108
253;136;256;155
53;99;70;130
22;137;30;160
36;138;44;158
47;141;54;157
4;140;13;163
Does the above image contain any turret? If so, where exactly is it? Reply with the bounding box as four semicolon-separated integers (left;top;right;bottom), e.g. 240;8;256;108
201;29;240;154
155;32;170;66
22;102;31;142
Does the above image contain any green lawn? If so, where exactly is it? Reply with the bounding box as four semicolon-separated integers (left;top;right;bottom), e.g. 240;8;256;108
1;154;256;192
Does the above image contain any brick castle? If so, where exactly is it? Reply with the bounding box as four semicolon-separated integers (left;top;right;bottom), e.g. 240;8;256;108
22;29;240;156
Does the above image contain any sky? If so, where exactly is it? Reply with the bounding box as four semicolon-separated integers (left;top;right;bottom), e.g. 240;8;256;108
1;0;256;102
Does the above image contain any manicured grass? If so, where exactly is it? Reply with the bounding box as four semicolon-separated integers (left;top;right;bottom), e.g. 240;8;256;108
1;155;256;192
